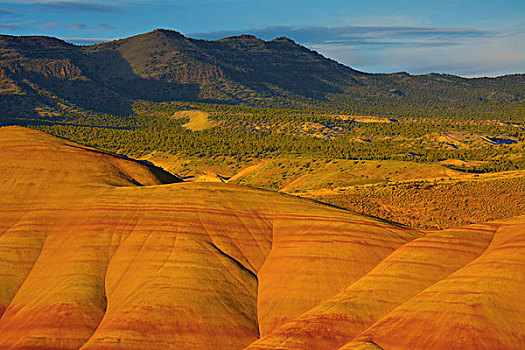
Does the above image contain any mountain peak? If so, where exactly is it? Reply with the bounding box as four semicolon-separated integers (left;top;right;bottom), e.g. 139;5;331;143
150;28;186;39
270;36;296;44
219;34;264;43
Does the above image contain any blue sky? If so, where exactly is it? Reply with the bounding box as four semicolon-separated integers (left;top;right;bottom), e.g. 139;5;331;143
0;0;524;77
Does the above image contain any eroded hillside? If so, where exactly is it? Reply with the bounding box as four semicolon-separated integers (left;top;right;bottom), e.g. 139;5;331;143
0;127;523;349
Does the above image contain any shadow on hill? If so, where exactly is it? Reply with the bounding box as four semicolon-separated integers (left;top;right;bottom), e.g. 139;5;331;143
81;49;201;104
108;78;200;102
483;137;518;145
28;73;134;116
0;95;42;120
2;43;202;116
67;144;182;184
199;38;346;100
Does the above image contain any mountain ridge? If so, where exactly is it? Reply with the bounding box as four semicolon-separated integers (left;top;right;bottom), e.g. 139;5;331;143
1;29;523;119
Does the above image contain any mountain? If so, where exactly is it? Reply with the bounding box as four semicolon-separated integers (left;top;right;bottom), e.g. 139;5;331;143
1;29;524;118
1;126;524;349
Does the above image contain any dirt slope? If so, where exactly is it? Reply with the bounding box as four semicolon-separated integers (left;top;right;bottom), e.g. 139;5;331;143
341;215;525;350
0;127;418;349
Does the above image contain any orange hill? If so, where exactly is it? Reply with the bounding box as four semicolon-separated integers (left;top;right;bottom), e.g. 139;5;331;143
0;126;523;349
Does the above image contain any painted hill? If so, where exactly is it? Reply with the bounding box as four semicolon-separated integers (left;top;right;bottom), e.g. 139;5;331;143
0;126;418;349
340;215;525;350
1;30;524;118
0;126;524;349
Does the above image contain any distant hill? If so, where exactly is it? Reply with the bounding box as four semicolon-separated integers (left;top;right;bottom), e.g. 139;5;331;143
1;29;524;118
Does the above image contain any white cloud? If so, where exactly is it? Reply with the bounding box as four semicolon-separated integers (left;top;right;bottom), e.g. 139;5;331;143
194;25;524;76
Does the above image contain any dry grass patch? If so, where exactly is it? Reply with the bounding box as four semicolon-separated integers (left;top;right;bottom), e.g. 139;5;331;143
172;110;217;131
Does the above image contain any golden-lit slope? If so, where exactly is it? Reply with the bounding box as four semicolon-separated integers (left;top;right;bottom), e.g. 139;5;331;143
246;223;497;349
0;126;180;322
0;126;180;190
1;126;523;349
0;127;419;349
341;215;525;350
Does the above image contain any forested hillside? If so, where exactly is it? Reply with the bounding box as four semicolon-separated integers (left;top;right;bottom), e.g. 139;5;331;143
1;29;524;120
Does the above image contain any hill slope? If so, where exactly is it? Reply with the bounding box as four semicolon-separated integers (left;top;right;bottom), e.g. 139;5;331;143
0;127;524;349
0;127;418;349
341;215;525;350
1;30;524;119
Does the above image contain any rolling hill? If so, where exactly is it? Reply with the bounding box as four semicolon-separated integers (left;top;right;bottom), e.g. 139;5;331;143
0;126;524;349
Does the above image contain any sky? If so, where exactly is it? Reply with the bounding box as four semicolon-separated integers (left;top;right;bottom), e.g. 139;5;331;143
0;0;524;77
